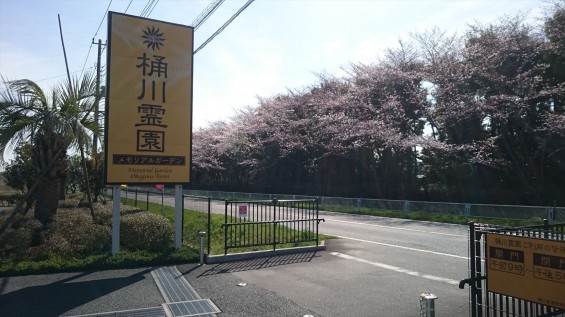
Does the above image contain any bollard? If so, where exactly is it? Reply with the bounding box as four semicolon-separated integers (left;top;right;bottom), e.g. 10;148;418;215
420;292;438;317
199;231;206;265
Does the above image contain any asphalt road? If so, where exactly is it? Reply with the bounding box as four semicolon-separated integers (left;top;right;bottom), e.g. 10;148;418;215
199;213;469;316
147;192;472;316
0;192;471;316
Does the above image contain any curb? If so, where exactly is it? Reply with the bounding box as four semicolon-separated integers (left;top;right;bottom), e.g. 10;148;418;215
205;242;326;264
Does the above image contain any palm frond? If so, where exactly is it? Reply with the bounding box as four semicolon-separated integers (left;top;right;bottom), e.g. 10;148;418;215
0;71;101;162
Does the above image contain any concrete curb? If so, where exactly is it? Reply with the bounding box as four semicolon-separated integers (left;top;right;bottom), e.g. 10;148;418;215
205;242;326;264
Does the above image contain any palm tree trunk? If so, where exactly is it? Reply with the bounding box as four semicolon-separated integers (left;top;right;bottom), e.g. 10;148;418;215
79;140;95;221
34;176;59;224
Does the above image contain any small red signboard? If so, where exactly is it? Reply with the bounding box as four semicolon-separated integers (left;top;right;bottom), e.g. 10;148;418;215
238;205;248;217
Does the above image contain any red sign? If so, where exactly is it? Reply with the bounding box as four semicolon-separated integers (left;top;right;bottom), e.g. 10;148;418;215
238;205;248;217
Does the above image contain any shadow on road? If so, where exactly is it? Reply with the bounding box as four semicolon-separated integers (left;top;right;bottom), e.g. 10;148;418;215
0;268;152;317
195;251;319;276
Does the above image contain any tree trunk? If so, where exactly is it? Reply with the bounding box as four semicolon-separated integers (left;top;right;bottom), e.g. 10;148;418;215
58;157;69;200
34;176;60;224
78;141;96;221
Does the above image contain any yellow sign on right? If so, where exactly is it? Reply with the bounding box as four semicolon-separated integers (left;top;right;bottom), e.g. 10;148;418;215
487;233;565;309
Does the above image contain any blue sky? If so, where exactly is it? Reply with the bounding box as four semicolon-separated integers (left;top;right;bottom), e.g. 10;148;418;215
0;0;545;136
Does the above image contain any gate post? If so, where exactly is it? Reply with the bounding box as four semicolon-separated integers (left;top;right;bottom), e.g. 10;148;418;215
468;222;479;317
272;198;278;251
464;204;471;218
207;197;211;256
316;197;320;247
224;200;229;255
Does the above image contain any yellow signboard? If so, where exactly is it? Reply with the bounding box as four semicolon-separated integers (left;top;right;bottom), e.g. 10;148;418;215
105;12;193;184
487;233;565;309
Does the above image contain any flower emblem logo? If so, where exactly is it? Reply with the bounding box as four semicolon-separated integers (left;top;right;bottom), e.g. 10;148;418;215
142;26;165;51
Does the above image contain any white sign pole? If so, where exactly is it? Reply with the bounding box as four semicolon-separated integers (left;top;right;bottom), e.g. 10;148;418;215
174;185;183;249
112;186;121;254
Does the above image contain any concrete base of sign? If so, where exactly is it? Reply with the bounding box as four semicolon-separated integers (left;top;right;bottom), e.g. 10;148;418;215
205;242;326;264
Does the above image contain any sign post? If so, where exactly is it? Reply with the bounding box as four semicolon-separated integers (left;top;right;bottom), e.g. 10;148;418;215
105;12;193;253
174;185;182;249
112;186;121;254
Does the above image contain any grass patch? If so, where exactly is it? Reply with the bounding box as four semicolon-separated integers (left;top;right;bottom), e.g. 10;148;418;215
320;204;545;227
0;248;198;277
120;197;329;255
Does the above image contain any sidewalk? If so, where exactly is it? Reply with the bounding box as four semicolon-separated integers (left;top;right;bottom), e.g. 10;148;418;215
1;267;162;316
0;255;320;317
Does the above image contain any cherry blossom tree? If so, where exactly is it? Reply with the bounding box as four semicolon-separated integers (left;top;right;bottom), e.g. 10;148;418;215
190;2;565;204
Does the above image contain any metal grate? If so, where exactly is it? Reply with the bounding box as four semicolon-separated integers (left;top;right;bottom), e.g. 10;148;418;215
163;299;221;317
152;266;200;302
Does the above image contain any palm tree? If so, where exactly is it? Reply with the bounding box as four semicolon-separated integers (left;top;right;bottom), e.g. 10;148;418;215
0;72;101;225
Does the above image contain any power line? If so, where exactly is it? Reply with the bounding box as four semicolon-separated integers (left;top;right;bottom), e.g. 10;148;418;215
124;0;133;14
94;0;113;39
140;0;159;17
140;0;153;17
80;0;113;78
80;44;95;78
35;67;96;83
194;0;255;54
44;0;164;87
191;0;226;30
146;0;160;17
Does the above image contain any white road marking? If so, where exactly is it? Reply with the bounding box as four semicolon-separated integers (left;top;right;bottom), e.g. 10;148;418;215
327;218;465;237
333;235;469;259
330;252;461;285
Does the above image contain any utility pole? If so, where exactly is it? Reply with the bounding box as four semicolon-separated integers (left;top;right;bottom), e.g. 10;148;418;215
92;38;105;155
92;38;106;203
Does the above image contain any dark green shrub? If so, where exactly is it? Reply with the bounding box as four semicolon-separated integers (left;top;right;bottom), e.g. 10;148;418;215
45;209;111;254
120;212;172;251
0;215;42;258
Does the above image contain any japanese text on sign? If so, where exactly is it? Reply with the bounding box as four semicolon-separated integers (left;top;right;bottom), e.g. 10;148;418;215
487;233;565;310
105;12;193;184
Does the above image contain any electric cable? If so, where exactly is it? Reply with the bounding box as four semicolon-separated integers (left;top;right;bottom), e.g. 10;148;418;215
124;0;133;14
80;0;112;78
146;0;160;17
191;0;225;30
194;0;255;54
140;0;156;17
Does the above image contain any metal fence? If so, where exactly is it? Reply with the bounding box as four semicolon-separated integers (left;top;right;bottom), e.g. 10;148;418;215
113;188;325;256
222;199;324;255
184;190;565;222
459;222;565;317
181;195;211;255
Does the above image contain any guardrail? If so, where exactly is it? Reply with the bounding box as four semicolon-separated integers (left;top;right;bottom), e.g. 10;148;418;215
109;187;564;222
183;189;565;223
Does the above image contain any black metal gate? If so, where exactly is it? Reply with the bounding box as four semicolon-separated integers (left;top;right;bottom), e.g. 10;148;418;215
222;198;324;255
460;221;565;317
